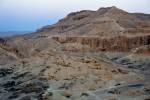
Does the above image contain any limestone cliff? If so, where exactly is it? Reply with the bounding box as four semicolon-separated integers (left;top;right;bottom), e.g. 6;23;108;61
53;35;150;52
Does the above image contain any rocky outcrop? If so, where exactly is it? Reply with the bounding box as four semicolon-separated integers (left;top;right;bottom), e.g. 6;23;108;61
0;37;22;60
53;35;150;52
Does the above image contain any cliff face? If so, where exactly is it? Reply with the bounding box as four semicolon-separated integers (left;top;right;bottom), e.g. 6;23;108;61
53;35;150;52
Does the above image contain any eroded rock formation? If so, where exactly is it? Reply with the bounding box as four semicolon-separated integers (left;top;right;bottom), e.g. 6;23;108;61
53;35;150;52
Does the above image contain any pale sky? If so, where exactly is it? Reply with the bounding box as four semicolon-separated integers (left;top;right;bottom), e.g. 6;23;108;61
0;0;150;31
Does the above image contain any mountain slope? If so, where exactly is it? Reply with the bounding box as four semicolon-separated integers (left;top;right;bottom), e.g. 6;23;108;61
37;6;150;37
0;6;150;100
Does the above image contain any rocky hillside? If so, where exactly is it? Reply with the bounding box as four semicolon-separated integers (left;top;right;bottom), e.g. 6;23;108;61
37;6;150;36
34;6;150;53
0;6;150;100
3;6;149;55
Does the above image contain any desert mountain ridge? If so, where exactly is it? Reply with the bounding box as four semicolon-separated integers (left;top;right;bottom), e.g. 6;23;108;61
36;6;150;36
0;6;150;100
0;6;149;58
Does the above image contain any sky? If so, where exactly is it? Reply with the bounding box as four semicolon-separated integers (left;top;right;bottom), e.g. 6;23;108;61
0;0;150;32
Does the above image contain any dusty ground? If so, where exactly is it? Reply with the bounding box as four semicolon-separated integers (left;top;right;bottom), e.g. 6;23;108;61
0;48;150;100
